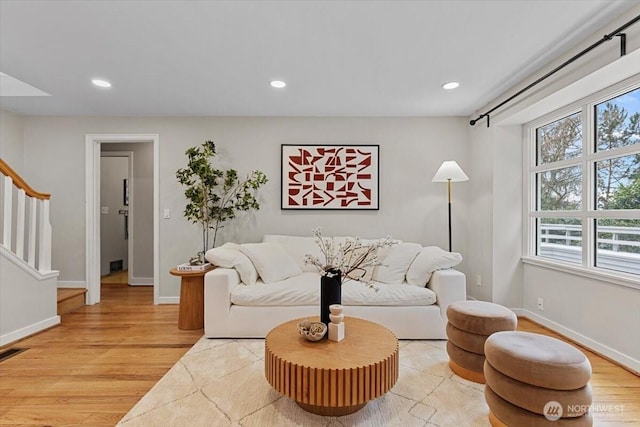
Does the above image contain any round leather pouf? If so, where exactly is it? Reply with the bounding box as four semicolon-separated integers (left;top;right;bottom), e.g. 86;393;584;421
486;385;593;427
484;360;592;417
447;301;517;336
485;331;591;391
446;322;489;355
447;340;485;372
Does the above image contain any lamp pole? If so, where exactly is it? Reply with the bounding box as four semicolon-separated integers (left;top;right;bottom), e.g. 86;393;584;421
447;179;452;252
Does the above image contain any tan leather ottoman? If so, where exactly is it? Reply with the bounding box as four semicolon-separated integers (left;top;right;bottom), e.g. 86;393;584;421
446;300;517;383
484;331;593;426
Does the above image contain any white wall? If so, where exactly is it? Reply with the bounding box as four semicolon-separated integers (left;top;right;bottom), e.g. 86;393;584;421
523;265;639;371
21;116;470;298
467;124;494;301
0;108;25;173
466;124;523;306
0;250;59;345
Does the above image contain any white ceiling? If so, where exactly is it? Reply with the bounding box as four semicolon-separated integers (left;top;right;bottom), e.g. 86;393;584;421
0;0;637;117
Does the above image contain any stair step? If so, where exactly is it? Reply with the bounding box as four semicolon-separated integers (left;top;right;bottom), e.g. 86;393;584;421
57;288;87;315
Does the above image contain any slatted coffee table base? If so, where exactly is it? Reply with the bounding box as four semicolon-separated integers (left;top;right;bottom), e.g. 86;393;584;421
265;317;399;416
297;401;366;416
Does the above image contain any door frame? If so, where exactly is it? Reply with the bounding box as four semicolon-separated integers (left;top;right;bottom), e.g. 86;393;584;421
85;134;160;305
100;151;134;286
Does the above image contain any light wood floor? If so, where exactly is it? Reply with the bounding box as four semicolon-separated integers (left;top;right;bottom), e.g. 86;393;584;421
1;282;202;426
1;284;638;426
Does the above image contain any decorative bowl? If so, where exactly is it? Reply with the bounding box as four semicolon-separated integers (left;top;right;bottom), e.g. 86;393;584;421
297;320;327;341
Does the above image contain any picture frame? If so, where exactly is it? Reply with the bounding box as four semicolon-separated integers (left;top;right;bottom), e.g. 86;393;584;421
281;144;379;210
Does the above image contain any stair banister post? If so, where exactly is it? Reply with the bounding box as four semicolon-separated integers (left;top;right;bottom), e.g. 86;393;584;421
27;196;37;268
38;198;52;272
2;176;12;248
16;188;26;259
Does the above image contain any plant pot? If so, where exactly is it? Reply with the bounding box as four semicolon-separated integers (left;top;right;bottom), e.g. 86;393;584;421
320;268;342;328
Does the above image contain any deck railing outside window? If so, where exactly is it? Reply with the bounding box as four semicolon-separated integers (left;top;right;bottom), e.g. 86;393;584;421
539;223;640;275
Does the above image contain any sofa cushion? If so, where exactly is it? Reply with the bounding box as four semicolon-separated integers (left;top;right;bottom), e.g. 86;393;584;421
263;234;323;273
406;246;462;286
230;272;437;306
240;242;303;284
205;243;258;286
373;242;422;284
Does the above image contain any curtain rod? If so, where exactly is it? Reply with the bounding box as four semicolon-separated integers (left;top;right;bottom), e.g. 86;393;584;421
470;14;640;127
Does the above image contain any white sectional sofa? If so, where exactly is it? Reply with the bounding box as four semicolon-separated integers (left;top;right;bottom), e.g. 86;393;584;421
203;234;466;339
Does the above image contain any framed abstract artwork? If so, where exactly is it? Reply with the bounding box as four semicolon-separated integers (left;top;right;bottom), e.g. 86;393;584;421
281;144;379;210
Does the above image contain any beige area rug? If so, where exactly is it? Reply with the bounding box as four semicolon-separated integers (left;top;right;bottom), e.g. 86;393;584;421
117;337;490;427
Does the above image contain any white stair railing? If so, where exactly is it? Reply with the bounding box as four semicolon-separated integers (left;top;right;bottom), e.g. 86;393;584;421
0;159;52;273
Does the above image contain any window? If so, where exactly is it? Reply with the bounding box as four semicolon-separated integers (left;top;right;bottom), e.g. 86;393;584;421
526;84;640;278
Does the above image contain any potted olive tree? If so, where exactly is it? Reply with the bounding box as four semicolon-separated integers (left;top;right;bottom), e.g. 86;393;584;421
176;140;268;263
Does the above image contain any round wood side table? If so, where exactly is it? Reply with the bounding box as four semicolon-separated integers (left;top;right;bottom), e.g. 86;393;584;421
265;316;399;416
169;266;214;330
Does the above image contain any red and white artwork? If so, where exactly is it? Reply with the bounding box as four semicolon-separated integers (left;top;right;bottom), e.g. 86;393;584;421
281;145;379;210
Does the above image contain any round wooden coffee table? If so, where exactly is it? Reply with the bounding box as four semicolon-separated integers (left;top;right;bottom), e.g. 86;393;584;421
265;317;399;416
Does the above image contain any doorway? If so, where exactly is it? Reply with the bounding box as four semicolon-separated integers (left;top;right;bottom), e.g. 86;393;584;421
100;152;132;285
85;134;160;305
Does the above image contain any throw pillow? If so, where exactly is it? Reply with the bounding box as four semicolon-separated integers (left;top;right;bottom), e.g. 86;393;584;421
240;242;303;284
263;234;324;272
373;242;422;284
204;242;258;286
406;246;462;286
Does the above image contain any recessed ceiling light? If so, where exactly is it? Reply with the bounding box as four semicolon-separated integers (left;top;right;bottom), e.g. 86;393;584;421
92;79;111;88
442;81;460;90
270;80;286;89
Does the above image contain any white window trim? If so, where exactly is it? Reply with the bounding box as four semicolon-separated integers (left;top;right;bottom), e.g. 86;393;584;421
522;77;640;289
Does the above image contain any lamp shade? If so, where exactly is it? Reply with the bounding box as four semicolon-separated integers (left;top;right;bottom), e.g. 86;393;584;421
431;161;469;182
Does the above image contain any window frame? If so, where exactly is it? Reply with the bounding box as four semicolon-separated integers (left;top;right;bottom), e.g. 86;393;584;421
523;78;640;290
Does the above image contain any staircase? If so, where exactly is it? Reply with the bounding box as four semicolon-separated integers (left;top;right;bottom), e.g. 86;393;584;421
57;288;87;315
1;158;60;346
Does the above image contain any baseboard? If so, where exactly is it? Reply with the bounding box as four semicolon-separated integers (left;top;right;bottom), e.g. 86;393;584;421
513;308;640;375
157;296;179;304
0;315;61;347
130;276;153;286
57;280;86;289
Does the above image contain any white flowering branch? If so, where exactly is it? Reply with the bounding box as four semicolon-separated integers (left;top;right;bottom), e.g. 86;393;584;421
304;227;396;289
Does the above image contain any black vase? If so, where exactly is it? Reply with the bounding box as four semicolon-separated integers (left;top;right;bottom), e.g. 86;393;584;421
320;268;342;328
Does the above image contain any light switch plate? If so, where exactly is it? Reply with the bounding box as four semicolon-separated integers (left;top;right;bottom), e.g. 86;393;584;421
163;209;171;219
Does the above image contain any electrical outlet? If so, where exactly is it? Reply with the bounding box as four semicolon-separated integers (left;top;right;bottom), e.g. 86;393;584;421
476;274;482;287
537;297;544;311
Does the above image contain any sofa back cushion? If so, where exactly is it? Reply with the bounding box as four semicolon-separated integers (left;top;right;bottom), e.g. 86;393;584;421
263;235;323;273
240;242;303;284
205;242;258;286
373;242;422;284
406;246;462;286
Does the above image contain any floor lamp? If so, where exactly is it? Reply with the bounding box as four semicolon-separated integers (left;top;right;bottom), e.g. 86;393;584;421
432;161;469;252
